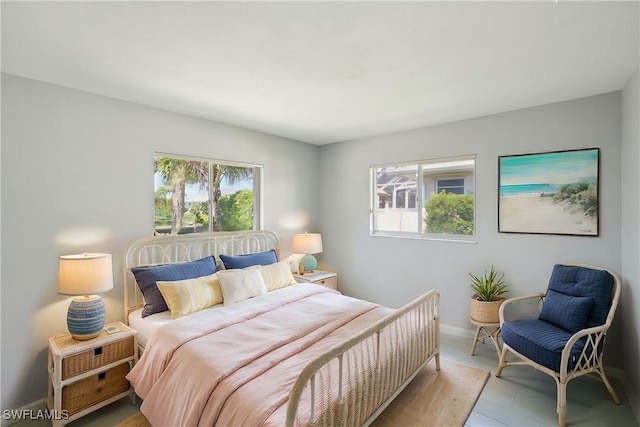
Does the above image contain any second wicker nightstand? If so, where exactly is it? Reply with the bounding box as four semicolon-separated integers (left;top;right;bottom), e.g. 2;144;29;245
294;270;338;290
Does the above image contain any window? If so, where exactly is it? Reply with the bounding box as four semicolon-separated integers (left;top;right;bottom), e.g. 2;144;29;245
154;153;262;234
371;155;476;239
436;178;465;195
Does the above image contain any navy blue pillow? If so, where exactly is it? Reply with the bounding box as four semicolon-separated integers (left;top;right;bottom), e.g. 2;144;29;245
131;256;217;317
539;289;593;333
219;250;277;270
547;265;614;326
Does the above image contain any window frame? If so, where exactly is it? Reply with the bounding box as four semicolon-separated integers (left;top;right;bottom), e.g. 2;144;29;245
370;155;477;242
436;177;466;195
154;152;263;234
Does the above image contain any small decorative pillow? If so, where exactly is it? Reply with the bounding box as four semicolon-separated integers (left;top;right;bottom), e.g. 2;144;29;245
219;250;278;270
217;268;267;306
539;289;594;333
131;256;217;317
259;261;297;291
547;264;614;326
156;273;223;319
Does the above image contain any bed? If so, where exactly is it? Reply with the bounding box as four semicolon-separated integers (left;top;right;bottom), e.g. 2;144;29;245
123;230;440;426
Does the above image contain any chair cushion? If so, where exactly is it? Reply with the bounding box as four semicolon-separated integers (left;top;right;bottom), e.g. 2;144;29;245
538;290;593;333
547;265;614;327
501;319;586;371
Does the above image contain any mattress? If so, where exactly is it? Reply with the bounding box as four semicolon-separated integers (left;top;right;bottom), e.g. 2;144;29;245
128;307;172;349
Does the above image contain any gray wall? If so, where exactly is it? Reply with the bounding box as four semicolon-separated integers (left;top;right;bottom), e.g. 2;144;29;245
621;65;640;420
1;72;637;414
0;73;320;409
319;92;623;364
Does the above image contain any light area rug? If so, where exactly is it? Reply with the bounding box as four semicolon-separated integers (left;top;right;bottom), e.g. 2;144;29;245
371;358;489;427
115;358;489;427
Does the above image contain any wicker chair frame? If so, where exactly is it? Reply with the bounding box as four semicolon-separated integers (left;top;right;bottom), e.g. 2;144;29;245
495;263;621;427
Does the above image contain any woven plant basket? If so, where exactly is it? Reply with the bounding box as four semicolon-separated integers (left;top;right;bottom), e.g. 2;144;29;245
470;296;505;323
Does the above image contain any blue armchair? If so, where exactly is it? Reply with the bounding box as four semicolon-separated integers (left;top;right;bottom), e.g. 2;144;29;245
495;263;621;426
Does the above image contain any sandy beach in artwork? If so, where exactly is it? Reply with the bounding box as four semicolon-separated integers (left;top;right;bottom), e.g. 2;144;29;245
499;194;597;235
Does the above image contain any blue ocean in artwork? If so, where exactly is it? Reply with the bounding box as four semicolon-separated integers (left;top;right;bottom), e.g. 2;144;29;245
500;183;560;196
499;149;598;197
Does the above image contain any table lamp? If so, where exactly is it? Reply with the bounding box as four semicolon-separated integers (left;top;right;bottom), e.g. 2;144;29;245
292;233;323;272
58;253;114;340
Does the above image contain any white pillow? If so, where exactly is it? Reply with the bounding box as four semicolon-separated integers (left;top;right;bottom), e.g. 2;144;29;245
259;261;297;291
156;273;223;319
217;267;267;306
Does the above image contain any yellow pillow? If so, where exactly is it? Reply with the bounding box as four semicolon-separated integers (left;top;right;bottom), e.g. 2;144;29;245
156;273;223;319
259;261;297;291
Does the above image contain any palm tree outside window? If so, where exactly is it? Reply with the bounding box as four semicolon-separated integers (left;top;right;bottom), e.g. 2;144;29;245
154;153;262;234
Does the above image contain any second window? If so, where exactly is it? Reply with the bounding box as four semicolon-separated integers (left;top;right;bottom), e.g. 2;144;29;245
371;155;476;239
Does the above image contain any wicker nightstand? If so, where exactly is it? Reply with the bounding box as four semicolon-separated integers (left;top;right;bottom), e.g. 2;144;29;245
294;270;338;290
47;321;138;427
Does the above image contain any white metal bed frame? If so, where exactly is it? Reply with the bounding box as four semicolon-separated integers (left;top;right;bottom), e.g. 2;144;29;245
123;230;280;321
123;230;440;426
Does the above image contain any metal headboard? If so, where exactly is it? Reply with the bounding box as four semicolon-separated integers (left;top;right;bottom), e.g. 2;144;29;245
123;230;280;323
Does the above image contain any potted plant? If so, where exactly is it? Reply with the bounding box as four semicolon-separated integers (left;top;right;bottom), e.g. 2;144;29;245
469;266;509;323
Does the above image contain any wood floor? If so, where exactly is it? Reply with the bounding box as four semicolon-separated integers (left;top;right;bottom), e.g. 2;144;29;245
445;334;637;427
10;333;638;427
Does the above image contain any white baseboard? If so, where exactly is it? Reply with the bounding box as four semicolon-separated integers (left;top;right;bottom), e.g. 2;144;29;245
605;366;625;380
440;323;476;339
1;399;46;427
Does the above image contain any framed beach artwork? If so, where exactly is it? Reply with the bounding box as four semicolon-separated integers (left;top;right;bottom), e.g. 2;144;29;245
498;148;599;236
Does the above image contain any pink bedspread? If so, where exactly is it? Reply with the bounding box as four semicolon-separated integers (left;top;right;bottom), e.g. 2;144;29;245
127;283;393;426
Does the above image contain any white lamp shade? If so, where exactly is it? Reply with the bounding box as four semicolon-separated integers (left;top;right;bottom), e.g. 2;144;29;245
292;233;323;255
58;253;114;295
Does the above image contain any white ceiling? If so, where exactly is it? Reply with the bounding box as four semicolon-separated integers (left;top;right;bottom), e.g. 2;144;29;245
2;1;638;145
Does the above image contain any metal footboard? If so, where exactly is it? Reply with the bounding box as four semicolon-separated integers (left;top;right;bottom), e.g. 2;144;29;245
285;290;440;427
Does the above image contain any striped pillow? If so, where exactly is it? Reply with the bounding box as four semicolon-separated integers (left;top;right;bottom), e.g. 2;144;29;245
156;273;223;319
219;250;278;269
260;261;297;291
131;256;217;317
539;290;593;333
